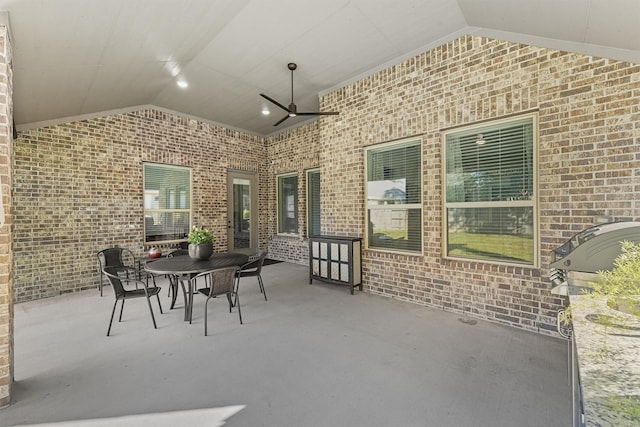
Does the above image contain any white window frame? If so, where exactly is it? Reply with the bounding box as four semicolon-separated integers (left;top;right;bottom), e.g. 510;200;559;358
365;138;423;254
277;172;299;236
442;113;538;267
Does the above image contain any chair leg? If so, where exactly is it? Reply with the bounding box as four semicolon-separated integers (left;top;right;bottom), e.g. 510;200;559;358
188;280;195;324
145;295;158;329
125;269;139;290
118;299;125;322
235;292;243;325
99;273;103;297
107;300;118;336
204;298;210;336
156;292;163;314
233;275;240;307
258;275;267;301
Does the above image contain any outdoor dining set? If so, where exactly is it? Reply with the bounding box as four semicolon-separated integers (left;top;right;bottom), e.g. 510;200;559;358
96;247;268;336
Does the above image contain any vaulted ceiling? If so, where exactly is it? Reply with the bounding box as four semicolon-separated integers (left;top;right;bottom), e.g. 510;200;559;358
1;0;639;136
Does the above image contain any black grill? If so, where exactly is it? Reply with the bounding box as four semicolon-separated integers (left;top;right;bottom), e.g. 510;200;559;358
549;221;640;339
549;221;640;290
551;221;640;273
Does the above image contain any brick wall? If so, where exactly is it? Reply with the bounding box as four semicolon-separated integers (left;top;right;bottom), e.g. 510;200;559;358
10;34;640;336
0;25;12;407
266;121;321;263
274;35;640;334
13;110;267;302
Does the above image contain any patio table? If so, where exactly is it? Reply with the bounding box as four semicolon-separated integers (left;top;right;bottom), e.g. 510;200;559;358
144;252;248;322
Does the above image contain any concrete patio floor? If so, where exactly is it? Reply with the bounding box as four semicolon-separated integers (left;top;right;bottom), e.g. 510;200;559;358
2;262;571;427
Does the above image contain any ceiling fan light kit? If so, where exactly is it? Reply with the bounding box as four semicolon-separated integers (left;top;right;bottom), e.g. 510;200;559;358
260;62;339;126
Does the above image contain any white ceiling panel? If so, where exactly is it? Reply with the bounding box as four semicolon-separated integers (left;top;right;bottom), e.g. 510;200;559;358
13;65;98;123
584;0;640;50
457;0;591;42
1;0;638;136
81;63;169;113
355;0;466;51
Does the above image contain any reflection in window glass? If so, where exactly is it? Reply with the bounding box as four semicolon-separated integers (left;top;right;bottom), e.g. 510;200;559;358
447;207;534;264
307;169;321;237
366;139;422;253
444;115;536;265
278;173;298;234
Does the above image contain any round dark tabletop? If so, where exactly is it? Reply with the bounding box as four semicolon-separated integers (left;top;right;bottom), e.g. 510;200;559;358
144;252;248;275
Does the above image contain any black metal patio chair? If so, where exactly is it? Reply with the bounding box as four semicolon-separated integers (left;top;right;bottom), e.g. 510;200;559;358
96;247;140;296
194;266;242;336
235;250;268;305
102;266;163;336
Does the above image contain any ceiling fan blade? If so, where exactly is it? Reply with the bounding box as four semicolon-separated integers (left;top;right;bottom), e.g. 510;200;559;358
261;63;340;126
260;93;290;113
296;111;340;116
273;115;290;126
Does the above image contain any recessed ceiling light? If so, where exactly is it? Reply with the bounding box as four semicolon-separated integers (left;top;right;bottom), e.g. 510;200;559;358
177;80;188;89
262;107;270;116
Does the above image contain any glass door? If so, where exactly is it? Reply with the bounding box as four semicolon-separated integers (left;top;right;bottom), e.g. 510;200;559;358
227;170;258;254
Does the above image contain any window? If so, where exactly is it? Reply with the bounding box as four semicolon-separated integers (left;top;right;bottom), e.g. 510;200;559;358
366;139;422;253
277;173;298;235
143;163;191;244
307;169;321;237
443;114;537;265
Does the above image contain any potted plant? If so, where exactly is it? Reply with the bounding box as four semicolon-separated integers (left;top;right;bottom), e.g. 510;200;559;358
187;226;214;260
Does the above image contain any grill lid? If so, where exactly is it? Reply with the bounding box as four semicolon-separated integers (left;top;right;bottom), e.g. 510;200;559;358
550;221;640;273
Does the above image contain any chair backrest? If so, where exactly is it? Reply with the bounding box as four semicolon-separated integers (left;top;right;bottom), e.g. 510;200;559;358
197;266;238;297
97;247;134;270
102;266;127;298
168;249;188;257
241;250;267;274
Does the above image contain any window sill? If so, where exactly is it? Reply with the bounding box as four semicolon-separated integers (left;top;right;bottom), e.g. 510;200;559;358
442;255;538;269
365;246;424;257
275;233;300;238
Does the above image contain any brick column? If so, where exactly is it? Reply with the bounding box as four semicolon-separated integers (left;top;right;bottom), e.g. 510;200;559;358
0;22;13;408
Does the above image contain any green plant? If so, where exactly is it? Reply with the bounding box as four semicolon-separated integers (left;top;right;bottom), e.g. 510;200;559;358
607;395;640;422
187;226;214;245
592;240;640;317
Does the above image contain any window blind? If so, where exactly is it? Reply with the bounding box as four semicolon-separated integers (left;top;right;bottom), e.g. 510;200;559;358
444;115;536;265
446;118;533;203
278;174;298;234
366;139;422;253
143;163;191;244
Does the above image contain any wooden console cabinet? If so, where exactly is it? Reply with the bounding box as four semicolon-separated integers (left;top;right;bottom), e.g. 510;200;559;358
309;236;362;294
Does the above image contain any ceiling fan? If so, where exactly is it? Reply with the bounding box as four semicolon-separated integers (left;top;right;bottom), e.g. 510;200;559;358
260;63;339;126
